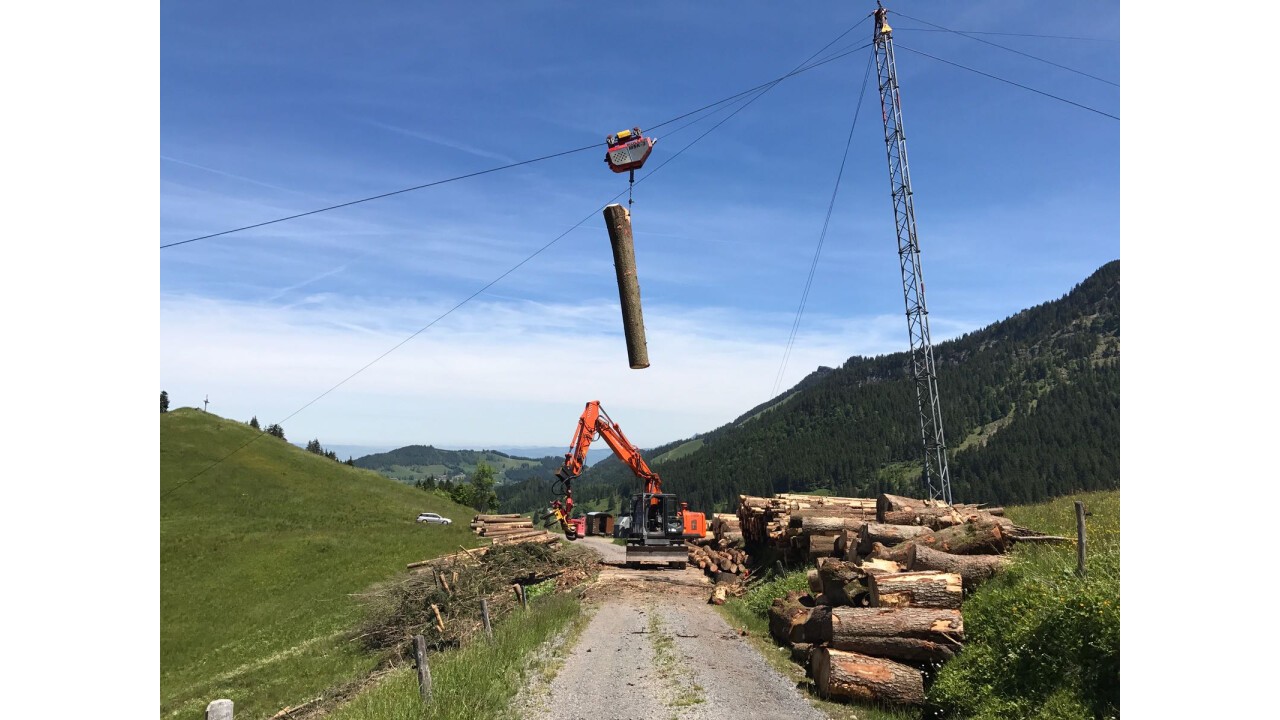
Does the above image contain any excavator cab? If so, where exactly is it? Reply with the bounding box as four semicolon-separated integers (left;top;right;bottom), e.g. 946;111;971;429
624;492;687;567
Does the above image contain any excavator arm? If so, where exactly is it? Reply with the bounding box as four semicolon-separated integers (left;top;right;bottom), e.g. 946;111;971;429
549;400;661;539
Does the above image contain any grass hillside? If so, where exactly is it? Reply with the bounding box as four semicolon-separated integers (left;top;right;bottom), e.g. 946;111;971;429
161;408;481;719
354;444;564;486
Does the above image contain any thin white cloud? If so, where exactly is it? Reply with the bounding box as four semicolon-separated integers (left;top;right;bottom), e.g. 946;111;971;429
364;120;517;164
159;293;966;449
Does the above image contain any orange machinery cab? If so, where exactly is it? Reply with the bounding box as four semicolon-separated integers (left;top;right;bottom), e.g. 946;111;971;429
680;502;706;540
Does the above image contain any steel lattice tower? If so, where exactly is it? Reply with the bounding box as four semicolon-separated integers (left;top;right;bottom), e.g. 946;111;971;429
872;4;953;504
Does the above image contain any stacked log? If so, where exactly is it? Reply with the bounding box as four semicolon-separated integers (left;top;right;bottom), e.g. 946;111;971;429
711;514;743;547
469;514;561;546
687;538;750;580
762;492;1028;707
737;493;877;560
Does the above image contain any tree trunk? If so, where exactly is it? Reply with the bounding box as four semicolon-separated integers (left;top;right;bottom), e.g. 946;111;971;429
768;592;809;644
825;607;964;663
868;542;913;565
869;571;963;610
857;524;932;555
876;493;933;520
812;648;925;706
828;606;964;641
808;534;838;560
860;557;904;575
904;518;1009;555
801;516;865;534
879;508;965;530
907;544;1009;590
815;558;869;605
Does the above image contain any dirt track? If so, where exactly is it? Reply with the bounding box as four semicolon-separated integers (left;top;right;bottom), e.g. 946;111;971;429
515;536;824;720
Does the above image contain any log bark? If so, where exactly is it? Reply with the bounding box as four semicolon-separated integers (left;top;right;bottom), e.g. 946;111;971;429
903;518;1009;555
807;534;838;560
603;203;650;369
768;592;831;644
880;507;965;530
791;642;813;670
768;591;810;644
876;493;933;519
815;558;867;605
812;648;925;706
869;571;963;610
801;516;865;534
826;607;964;663
868;542;913;565
907;544;1009;590
857;524;932;555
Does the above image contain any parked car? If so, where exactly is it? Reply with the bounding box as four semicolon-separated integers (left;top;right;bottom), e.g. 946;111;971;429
416;512;452;525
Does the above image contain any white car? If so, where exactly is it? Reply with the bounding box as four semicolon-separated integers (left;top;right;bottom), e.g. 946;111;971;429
416;512;452;525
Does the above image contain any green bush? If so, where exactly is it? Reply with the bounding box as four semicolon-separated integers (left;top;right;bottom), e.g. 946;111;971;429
740;568;812;619
929;492;1119;719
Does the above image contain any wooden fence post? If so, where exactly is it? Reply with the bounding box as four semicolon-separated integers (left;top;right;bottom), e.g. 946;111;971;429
206;699;233;720
513;583;527;610
1075;501;1087;577
413;634;432;704
481;598;493;639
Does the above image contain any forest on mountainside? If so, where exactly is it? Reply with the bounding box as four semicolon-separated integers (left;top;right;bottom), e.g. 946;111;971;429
500;260;1119;515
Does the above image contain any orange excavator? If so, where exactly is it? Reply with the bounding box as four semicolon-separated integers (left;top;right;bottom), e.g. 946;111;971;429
548;400;706;567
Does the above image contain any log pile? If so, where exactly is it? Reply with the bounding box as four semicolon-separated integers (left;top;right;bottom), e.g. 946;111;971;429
760;492;1025;707
736;493;877;561
468;514;561;546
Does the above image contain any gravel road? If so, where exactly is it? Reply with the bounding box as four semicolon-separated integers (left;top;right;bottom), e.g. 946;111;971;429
515;536;824;720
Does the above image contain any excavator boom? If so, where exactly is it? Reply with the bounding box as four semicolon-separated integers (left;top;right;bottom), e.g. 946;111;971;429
549;401;705;558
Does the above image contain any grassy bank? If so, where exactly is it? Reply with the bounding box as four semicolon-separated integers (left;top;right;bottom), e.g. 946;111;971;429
328;591;587;720
161;409;480;718
721;490;1120;720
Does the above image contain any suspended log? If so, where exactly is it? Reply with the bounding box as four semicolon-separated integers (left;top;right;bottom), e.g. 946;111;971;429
869;571;963;610
603;203;650;369
812;648;925;706
857;524;932;555
907;544;1009;590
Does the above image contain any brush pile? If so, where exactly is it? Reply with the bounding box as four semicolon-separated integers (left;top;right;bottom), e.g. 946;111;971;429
358;542;595;656
762;492;1049;707
468;513;561;546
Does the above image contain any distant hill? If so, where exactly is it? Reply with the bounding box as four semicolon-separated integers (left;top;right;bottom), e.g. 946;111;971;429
354;445;567;486
160;408;479;718
501;260;1119;514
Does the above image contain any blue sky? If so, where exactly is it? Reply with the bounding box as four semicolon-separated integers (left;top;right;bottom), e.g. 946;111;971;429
160;0;1119;450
